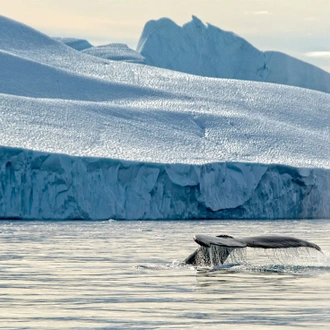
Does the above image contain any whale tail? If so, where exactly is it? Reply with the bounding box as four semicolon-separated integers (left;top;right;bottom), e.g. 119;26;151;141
184;234;321;267
184;245;235;266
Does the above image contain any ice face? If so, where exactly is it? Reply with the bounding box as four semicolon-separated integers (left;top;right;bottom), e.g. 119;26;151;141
1;148;329;220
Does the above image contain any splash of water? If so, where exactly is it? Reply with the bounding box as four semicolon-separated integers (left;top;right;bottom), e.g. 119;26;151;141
205;246;330;274
207;247;214;267
135;246;330;274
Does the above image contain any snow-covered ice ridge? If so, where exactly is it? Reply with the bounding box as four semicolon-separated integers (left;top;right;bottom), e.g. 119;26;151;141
56;37;145;64
138;16;330;94
54;37;93;51
0;15;330;219
82;43;146;64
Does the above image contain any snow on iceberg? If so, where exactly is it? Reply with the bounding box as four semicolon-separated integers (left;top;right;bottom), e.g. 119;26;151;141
54;37;93;51
82;43;146;64
137;16;330;94
0;15;329;220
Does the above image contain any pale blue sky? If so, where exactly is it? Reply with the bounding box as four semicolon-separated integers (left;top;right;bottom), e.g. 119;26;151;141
1;0;329;72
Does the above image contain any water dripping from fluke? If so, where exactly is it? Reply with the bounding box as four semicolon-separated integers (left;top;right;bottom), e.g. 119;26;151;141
135;235;329;275
184;234;328;274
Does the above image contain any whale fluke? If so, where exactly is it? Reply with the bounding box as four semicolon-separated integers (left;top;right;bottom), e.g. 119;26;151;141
184;234;321;267
239;235;321;251
194;234;247;248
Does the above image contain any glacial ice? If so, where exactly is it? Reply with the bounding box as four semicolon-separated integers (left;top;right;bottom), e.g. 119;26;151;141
1;148;329;220
54;37;93;51
82;43;146;64
137;16;330;94
0;15;329;220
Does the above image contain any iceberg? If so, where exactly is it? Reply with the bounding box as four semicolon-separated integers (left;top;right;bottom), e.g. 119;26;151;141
0;15;329;220
137;16;330;94
1;148;329;220
82;43;146;64
54;37;93;51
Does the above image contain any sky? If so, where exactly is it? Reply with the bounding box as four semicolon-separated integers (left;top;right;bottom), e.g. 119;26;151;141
1;0;330;72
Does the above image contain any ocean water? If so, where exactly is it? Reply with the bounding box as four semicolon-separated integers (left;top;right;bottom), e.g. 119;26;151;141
0;219;329;329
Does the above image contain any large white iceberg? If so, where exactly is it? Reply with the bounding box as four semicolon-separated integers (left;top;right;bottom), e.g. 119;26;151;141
0;15;329;220
137;16;330;94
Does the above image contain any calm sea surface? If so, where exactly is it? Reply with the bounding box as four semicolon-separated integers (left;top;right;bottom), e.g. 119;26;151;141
0;219;329;329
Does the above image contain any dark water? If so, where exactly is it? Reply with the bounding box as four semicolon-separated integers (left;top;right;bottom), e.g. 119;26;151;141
0;220;329;329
